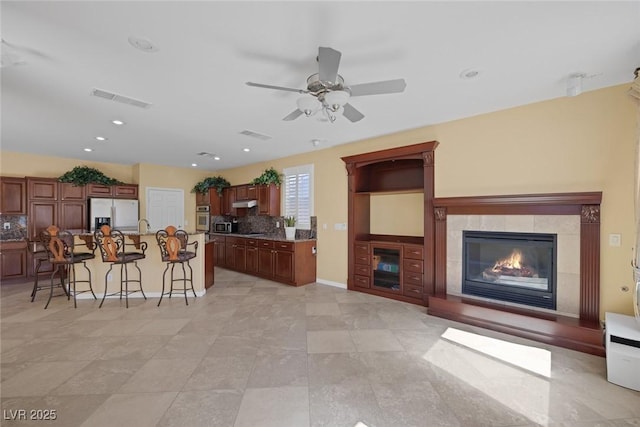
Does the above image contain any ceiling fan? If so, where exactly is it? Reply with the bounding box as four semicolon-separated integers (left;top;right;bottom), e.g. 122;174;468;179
246;47;406;123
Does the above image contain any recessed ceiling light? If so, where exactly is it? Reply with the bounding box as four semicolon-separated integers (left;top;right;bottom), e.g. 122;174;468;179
213;156;221;161
111;120;125;125
191;163;197;167
459;68;481;80
243;148;250;152
95;136;107;141
128;36;158;53
311;139;321;147
84;148;93;152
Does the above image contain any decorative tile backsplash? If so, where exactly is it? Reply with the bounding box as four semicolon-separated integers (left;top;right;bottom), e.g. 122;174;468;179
0;215;28;241
211;214;317;239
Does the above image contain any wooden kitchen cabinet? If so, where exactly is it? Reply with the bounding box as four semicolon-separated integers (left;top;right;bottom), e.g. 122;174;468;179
257;184;280;216
59;201;86;231
28;201;58;239
222;187;237;216
205;241;214;288
0;241;27;281
225;236;246;271
0;177;26;214
60;182;85;201
27;177;58;200
245;239;258;273
195;191;209;206
86;183;138;199
208;235;226;267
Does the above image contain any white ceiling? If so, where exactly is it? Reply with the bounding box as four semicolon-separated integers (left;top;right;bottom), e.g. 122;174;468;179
2;1;639;171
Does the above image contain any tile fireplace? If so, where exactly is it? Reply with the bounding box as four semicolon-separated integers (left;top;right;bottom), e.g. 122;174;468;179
462;230;557;310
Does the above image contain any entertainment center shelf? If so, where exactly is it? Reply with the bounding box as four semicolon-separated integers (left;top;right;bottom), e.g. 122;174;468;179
342;141;438;306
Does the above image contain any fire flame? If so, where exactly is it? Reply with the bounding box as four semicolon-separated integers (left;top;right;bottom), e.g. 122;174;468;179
492;249;523;271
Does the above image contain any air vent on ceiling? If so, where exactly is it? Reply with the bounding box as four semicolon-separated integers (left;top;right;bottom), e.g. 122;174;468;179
239;130;271;141
91;88;152;109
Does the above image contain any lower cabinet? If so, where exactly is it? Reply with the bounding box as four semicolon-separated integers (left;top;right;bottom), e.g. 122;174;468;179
208;235;226;268
205;241;214;289
220;236;316;286
0;241;27;281
354;240;425;302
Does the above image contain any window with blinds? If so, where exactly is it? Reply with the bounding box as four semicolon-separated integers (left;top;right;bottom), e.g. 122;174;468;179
283;164;314;230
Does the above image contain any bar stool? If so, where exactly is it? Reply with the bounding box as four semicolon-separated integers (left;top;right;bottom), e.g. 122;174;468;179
94;225;147;308
39;225;96;309
29;237;68;303
155;225;198;306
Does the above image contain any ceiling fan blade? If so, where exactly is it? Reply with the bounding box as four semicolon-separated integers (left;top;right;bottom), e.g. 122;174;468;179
342;103;365;122
246;82;307;94
318;47;341;84
348;78;407;97
282;109;304;121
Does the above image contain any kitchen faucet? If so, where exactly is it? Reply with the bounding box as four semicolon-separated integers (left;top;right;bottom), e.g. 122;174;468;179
138;218;150;234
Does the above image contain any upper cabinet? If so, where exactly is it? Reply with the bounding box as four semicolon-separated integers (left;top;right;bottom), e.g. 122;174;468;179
87;183;138;199
0;177;27;215
60;182;85;201
236;184;257;201
257;184;280;216
27;177;58;200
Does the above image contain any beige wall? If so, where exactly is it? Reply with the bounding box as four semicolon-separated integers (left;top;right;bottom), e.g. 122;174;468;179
1;84;636;317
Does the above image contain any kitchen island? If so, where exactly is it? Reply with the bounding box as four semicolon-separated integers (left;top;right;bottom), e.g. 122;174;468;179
70;230;207;301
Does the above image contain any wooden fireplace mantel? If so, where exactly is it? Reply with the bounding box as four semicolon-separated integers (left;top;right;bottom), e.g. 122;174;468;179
429;191;604;356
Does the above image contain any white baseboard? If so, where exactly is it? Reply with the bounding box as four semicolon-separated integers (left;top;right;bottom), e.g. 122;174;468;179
316;278;347;289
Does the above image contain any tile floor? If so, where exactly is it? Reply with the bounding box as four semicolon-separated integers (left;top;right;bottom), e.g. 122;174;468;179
1;268;639;427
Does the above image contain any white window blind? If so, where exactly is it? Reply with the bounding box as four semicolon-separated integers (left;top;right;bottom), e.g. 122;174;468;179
283;164;314;230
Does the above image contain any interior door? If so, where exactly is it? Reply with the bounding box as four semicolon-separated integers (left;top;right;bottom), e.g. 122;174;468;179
146;188;184;231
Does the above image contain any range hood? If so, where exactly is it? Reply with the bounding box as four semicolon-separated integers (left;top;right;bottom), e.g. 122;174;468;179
232;199;257;208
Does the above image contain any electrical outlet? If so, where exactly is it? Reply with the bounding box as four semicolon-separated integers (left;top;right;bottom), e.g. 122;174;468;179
276;221;280;228
3;222;10;230
609;234;621;247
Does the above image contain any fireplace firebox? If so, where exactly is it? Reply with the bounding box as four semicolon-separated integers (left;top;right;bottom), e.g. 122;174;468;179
462;231;557;310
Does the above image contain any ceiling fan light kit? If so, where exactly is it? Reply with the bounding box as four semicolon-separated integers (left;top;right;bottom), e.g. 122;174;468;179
247;46;406;123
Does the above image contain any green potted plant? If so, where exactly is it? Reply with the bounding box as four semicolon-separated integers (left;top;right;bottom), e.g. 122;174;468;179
250;167;282;187
192;176;230;195
58;166;122;186
284;215;296;240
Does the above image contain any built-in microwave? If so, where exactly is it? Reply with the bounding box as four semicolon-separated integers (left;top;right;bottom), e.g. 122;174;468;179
214;222;238;233
195;205;210;232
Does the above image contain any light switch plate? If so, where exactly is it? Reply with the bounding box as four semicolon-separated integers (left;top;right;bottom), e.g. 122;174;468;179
3;222;10;230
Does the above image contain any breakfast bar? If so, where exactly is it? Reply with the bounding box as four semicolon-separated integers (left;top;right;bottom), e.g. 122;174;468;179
70;230;207;301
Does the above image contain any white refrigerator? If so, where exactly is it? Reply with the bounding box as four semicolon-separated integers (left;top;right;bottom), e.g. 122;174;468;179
89;198;139;231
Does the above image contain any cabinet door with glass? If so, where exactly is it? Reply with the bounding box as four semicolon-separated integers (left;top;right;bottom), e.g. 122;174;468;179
371;243;402;293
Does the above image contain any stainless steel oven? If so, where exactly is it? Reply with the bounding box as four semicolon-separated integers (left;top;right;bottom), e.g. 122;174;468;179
195;205;210;232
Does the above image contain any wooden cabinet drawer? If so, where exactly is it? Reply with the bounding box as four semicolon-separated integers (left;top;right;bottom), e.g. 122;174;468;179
246;239;258;247
403;245;423;260
274;241;294;251
354;242;369;257
403;283;423;298
355;254;370;265
403;259;423;273
258;240;274;249
404;271;423;286
226;237;247;246
354;264;370;277
354;275;370;289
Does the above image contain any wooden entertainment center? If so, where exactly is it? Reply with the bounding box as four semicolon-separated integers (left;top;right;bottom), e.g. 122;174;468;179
342;141;438;306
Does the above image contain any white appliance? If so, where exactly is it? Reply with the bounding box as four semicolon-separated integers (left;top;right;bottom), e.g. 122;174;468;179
605;312;640;391
195;205;210;232
89;198;139;231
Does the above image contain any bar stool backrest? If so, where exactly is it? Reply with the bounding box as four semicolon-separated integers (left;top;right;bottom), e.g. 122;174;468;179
156;225;191;261
95;224;123;262
40;225;74;263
